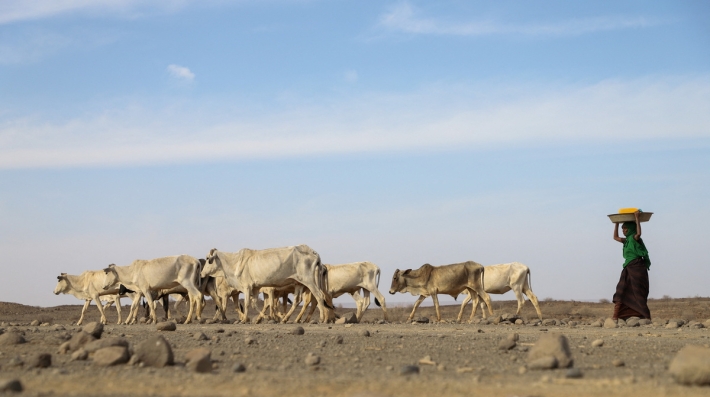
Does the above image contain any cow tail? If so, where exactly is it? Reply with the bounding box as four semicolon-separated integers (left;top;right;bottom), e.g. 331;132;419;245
527;268;532;290
195;259;202;289
374;267;381;307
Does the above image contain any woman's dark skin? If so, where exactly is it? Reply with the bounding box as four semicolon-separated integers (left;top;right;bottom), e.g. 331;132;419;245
614;210;642;242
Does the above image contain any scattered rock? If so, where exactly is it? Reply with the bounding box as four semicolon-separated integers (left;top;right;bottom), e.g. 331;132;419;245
132;335;174;367
27;353;52;368
232;363;246;373
30;320;40;326
335;312;357;324
542;319;556;326
492;315;503;325
359;330;371;337
58;341;71;354
5;356;23;368
690;323;705;329
625;317;640;327
418;355;436;365
604;318;617;328
93;346;129;366
414;317;429;324
508;333;519;342
156;321;176;331
291;326;305;335
185;348;212;373
638;318;651;325
68;332;97;352
83;337;129;353
0;332;25;345
0;379;23;393
400;365;420;375
245;337;257;345
498;339;517;350
591;339;604;348
304;352;320;366
515;319;524;325
194;332;209;341
590;320;602;327
82;322;103;338
617;318;626;327
71;348;88;361
528;356;558;370
669;345;710;386
527;333;573;368
333;335;344;344
666;321;680;329
612;359;625;367
566;368;583;378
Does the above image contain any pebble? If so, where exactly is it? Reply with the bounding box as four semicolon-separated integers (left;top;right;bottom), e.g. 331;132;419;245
82;322;104;338
590;320;602;327
418;355;436;366
603;318;617;328
527;333;573;368
132;335;174;367
612;359;625;367
335;312;357;324
93;346;130;366
498;339;516;350
30;320;40;326
156;321;176;331
194;332;209;341
414;317;429;324
359;330;371;337
0;379;23;393
566;368;583;378
245;337;257;345
68;332;96;352
666;321;680;329
27;353;52;368
6;356;23;368
0;332;26;345
317;340;326;347
507;333;519;342
515;319;524;325
304;352;321;366
625;317;640;327
333;335;344;344
71;348;88;361
232;363;246;373
291;326;305;335
591;339;604;348
528;356;558;370
669;345;710;386
185;348;212;373
400;365;420;375
83;337;129;353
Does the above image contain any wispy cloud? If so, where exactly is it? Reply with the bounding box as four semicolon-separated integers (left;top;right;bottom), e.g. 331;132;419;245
167;64;195;82
1;75;708;169
377;2;664;37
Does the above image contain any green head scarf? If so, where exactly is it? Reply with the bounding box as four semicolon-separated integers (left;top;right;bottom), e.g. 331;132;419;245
621;222;651;269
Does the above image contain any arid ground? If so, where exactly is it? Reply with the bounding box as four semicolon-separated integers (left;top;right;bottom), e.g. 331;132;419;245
1;298;709;397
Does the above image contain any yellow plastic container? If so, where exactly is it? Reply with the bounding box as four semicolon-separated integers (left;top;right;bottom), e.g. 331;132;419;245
618;207;639;214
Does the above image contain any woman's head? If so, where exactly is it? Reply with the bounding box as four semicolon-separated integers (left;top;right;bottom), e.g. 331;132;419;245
622;221;636;237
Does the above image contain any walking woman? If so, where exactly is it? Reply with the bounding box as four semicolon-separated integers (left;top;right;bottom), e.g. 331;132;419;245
612;210;651;320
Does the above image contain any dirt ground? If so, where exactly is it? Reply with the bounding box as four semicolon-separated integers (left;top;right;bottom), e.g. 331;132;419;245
1;298;709;397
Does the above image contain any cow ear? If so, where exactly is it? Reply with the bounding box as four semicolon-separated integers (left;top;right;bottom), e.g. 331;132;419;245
56;275;62;280
403;269;412;275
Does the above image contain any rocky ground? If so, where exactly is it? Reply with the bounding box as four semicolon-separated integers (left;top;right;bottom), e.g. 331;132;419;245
1;298;710;397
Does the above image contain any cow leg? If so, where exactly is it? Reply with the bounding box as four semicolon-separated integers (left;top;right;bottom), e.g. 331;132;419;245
370;288;388;321
431;293;442;322
456;290;473;323
114;297;123;324
303;292;318;323
281;290;303;323
473;285;494;318
182;286;203;325
77;299;91;326
468;290;481;323
523;285;543;320
142;291;158;324
162;295;170;320
295;290;313;323
407;295;427;322
91;293;109;325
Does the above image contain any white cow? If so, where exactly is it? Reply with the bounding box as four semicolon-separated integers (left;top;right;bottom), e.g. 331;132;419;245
301;262;388;323
53;271;134;325
102;255;204;324
461;262;542;320
201;245;333;323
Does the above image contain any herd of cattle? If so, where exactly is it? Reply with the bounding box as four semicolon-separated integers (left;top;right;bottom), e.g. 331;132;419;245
53;245;543;326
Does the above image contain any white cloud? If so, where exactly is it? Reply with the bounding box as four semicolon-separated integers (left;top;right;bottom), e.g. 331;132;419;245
167;64;195;82
378;2;664;37
0;75;708;169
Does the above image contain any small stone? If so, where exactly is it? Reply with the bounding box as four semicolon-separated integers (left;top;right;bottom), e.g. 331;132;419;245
666;321;680;329
27;353;52;368
518;366;527;374
82;322;103;338
93;346;129;366
156;321;176;331
527;333;573;368
31;320;40;326
617;318;626;327
612;359;625;367
507;333;519;342
291;326;305;335
83;337;129;353
232;363;246;373
690;323;705;329
317;340;326;348
185;348;212;373
566;368;583;378
590;320;602;327
304;353;320;366
542;319;556;326
528;356;558;370
359;330;371;337
669;345;710;386
68;332;96;352
333;335;343;344
418;355;436;365
515;319;524;325
6;356;23;368
194;332;209;341
71;348;88;361
132;335;174;367
0;332;25;345
0;379;23;393
335;312;357;324
604;318;617;328
245;337;257;345
58;341;71;354
414;317;429;324
625;317;640;327
400;365;419;375
591;339;604;348
498;339;517;350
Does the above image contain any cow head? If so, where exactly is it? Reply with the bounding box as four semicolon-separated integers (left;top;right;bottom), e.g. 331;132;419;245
53;273;68;295
389;269;411;295
201;249;220;278
102;264;118;290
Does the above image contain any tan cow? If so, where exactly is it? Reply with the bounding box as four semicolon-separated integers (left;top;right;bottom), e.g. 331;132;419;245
388;261;493;323
53;271;129;325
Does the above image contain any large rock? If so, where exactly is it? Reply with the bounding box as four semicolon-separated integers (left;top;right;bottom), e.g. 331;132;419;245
0;379;23;393
68;332;97;352
335;312;357;324
0;332;26;345
83;337;129;353
93;346;130;366
625;317;640;327
132;335;174;367
669;345;710;386
528;356;558;370
527;333;573;369
185;348;212;373
156;321;176;331
603;318;617;328
27;353;52;368
82;322;104;338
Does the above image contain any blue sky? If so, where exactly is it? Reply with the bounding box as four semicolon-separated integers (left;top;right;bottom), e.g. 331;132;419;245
1;1;709;308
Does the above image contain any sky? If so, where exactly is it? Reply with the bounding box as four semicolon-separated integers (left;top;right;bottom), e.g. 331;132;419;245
1;0;709;309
